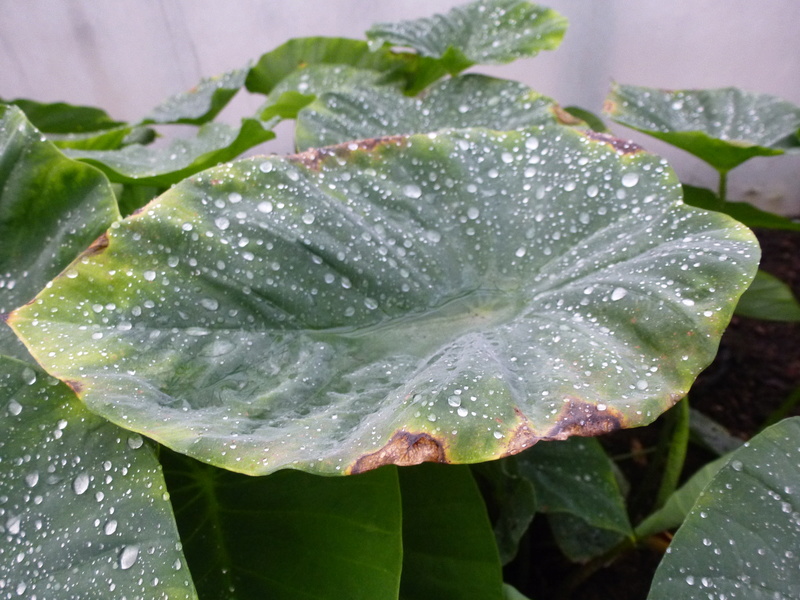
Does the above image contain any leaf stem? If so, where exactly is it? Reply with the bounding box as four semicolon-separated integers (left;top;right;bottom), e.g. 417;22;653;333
655;397;690;509
717;169;729;205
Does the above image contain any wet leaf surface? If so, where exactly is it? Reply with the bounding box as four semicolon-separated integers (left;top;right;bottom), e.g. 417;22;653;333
161;452;402;600
367;0;567;71
64;119;275;186
605;84;800;171
0;105;119;361
296;74;564;150
1;98;125;134
648;417;800;599
0;357;196;599
144;68;249;125
10;126;759;475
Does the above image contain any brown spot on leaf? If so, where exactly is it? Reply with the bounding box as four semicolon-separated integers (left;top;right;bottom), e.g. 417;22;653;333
64;379;84;395
543;397;624;440
349;430;447;474
500;407;541;458
550;104;583;126
602;98;618;115
81;232;110;258
583;130;644;155
288;135;407;171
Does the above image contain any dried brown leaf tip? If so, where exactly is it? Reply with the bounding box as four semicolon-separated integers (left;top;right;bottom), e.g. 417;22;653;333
288;135;407;171
349;430;448;474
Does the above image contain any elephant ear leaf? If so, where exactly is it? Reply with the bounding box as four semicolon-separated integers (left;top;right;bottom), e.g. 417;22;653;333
9;125;758;476
367;0;567;76
605;83;800;171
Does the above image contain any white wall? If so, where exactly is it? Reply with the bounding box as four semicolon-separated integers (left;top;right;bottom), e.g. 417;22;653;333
3;0;799;214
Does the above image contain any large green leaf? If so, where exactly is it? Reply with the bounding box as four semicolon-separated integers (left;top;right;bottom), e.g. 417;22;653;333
0;104;119;360
0;357;197;599
64;119;275;186
144;68;249;125
10;126;759;476
295;74;568;150
648;417;800;599
245;37;408;96
605;84;800;171
515;437;632;561
399;463;504;600
161;453;402;600
367;0;567;73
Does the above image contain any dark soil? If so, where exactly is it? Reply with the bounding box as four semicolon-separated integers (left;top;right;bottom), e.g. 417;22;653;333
509;227;800;600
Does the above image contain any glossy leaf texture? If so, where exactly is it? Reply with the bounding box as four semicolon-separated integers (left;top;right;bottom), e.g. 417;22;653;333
367;0;567;73
10;126;759;476
0;104;119;361
295;74;571;150
648;417;800;599
161;453;402;600
64;119;275;186
399;464;504;600
144;68;249;125
605;83;800;171
515;437;632;561
0;357;197;600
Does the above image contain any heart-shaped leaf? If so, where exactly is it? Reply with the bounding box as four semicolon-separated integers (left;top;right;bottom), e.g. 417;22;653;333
0;104;119;360
367;0;567;73
64;118;275;186
0;357;197;599
161;452;402;600
10;126;759;476
144;68;249;125
605;84;800;172
647;417;800;599
295;74;569;150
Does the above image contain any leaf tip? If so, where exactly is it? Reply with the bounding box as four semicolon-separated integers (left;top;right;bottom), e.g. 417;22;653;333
348;430;447;474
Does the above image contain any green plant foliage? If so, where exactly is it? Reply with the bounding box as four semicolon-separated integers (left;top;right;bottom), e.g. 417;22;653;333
10;126;758;476
160;454;402;600
0;104;120;361
605;83;800;172
647;417;800;599
735;269;800;322
0;357;196;599
516;437;632;561
398;463;504;600
64;119;275;186
295;74;567;150
1;98;125;133
245;37;408;96
367;0;567;73
144;68;250;125
682;184;800;232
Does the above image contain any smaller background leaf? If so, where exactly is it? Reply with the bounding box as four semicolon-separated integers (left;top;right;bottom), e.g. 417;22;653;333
605;84;800;171
682;184;800;232
735;269;800;322
3;98;125;133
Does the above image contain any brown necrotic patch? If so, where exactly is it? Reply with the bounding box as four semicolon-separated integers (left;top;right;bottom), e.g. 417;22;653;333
63;379;84;395
582;130;644;155
80;232;110;258
288;135;407;171
544;397;624;440
349;430;447;474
